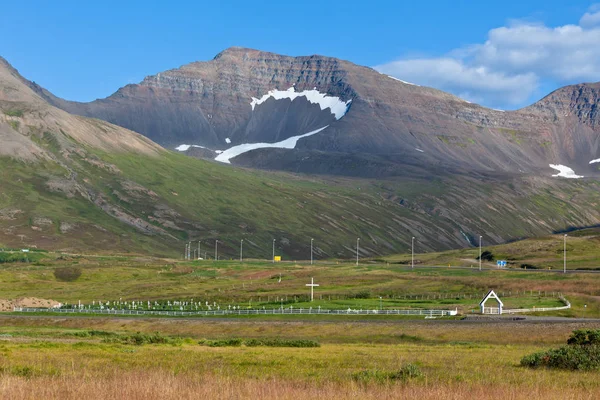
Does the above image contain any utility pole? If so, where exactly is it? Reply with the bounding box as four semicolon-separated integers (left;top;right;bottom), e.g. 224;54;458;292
188;242;191;260
356;238;360;266
198;241;201;260
564;234;567;273
411;236;415;269
272;239;276;263
240;239;244;262
184;243;188;260
215;240;219;261
479;236;482;271
310;238;314;265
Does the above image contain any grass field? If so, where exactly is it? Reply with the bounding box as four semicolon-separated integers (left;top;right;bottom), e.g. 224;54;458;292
1;251;600;398
0;317;599;399
0;252;598;316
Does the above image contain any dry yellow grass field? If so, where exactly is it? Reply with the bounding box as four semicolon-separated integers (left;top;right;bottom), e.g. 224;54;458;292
1;317;599;399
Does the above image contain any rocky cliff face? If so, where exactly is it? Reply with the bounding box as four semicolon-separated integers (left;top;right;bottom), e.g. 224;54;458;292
31;48;600;179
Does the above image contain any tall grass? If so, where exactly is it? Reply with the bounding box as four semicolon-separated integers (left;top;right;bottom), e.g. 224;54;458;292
0;371;598;400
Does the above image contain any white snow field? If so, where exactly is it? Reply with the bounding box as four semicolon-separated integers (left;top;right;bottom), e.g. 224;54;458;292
549;164;584;179
250;87;350;120
215;126;329;164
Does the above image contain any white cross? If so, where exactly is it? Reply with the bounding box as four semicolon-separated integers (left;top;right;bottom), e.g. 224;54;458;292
306;277;320;302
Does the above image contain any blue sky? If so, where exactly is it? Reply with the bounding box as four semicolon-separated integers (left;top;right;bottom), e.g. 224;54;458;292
1;0;598;109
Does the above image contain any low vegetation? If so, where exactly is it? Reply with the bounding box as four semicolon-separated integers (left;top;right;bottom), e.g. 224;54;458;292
198;338;320;347
0;320;599;399
3;109;23;117
53;266;82;282
353;363;423;383
102;331;182;346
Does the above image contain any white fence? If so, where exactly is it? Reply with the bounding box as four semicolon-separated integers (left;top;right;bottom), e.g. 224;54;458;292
501;297;571;315
482;307;500;314
13;307;458;317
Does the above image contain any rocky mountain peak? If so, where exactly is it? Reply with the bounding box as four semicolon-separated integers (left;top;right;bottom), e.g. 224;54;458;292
15;48;600;178
525;82;600;128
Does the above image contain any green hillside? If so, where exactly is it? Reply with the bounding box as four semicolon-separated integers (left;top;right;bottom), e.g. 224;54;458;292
3;142;600;259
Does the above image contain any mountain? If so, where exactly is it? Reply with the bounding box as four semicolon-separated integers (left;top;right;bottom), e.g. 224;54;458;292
2;54;600;259
32;47;600;179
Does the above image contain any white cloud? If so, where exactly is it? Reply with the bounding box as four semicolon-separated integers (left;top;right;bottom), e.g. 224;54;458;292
376;57;537;107
375;5;600;109
580;4;600;27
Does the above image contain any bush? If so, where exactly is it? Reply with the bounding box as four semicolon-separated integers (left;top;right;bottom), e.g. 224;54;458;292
477;251;494;261
353;290;371;299
53;266;82;282
103;332;181;346
0;252;30;264
4;109;23;117
390;363;423;380
521;329;600;370
198;338;243;347
353;363;423;383
567;329;600;346
520;263;539;269
69;330;118;338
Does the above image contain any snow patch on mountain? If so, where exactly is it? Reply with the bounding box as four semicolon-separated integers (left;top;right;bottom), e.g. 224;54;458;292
225;138;231;144
415;148;424;153
387;75;419;86
175;144;208;152
250;87;350;120
215;126;329;164
590;158;600;164
549;164;584;179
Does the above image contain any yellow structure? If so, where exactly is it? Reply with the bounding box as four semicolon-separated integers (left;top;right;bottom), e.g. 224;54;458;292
274;256;281;262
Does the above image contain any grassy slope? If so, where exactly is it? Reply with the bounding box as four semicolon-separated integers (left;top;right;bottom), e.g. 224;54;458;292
383;227;600;270
3;103;600;260
35;146;600;259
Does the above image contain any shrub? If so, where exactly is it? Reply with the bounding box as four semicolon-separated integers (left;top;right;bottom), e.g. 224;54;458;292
103;332;181;346
567;329;600;346
477;251;494;261
4;109;23;117
53;266;82;282
353;363;423;383
353;290;371;299
390;363;423;380
0;252;35;263
520;263;539;269
198;338;243;347
521;329;600;370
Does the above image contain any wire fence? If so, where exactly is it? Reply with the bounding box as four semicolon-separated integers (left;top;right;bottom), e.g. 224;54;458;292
13;307;458;317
